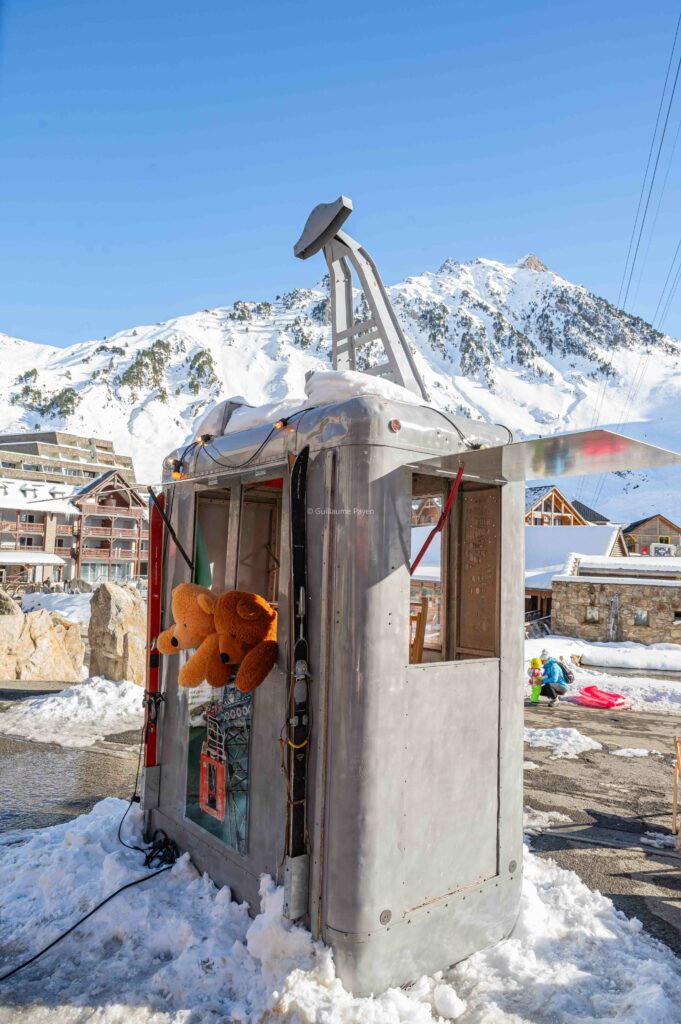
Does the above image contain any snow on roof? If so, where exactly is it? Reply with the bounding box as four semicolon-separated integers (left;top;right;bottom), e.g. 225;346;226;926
576;555;681;575
0;477;80;515
524;525;624;592
0;550;65;566
525;526;622;571
524;485;554;513
192;370;506;452
554;573;681;589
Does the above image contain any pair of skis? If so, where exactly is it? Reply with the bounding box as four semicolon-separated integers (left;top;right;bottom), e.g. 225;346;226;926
287;445;311;860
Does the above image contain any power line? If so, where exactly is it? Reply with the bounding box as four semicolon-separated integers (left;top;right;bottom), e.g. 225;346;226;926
617;13;681;310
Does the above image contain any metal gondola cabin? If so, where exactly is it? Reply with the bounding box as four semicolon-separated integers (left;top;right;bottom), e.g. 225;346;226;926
142;197;681;996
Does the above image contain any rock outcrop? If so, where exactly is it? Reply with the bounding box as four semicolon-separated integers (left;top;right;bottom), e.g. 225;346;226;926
0;588;21;616
0;608;84;681
88;582;146;686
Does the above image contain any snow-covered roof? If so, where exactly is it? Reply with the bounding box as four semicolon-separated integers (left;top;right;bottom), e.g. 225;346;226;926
526;526;622;570
0;550;65;566
525;525;625;592
575;555;681;576
553;574;681;589
0;477;80;515
524;485;554;513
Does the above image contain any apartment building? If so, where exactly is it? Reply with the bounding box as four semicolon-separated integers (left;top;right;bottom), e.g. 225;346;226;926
0;470;148;586
0;430;137;487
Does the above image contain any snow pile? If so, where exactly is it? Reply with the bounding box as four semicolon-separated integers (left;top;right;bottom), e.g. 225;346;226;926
2;799;681;1022
611;747;657;758
0;678;143;747
641;831;678;850
523;760;539;771
524;726;602;759
527;635;681;673
523;806;571;836
21;591;93;625
526;636;681;713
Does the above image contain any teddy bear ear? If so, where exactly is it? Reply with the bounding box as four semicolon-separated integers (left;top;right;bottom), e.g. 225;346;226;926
236;594;273;621
197;592;217;615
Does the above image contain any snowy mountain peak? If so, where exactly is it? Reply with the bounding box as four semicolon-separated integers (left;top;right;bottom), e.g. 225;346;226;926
516;254;549;272
1;256;680;519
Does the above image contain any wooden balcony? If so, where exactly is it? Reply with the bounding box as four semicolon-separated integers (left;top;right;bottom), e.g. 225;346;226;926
81;547;138;561
55;523;76;535
82;525;140;538
0;520;46;535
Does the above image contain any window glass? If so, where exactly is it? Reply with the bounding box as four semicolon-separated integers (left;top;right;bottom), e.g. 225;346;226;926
185;479;282;855
410;477;446;663
409;474;501;665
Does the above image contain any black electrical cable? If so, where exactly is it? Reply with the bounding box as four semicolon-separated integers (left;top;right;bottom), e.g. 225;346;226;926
426;405;514;448
201;407;313;472
0;865;174;984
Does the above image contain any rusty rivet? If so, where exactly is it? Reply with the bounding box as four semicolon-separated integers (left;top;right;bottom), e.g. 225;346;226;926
379;909;391;925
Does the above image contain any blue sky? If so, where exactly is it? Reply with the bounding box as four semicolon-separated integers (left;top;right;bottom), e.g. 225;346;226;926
1;0;681;347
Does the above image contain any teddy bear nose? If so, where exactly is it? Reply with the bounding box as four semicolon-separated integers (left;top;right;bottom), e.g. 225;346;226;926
220;652;230;664
171;636;178;648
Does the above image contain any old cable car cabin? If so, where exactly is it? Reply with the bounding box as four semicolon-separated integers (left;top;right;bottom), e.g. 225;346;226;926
142;197;681;996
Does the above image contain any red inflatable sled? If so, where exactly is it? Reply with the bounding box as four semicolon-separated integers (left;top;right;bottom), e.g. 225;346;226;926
576;685;626;709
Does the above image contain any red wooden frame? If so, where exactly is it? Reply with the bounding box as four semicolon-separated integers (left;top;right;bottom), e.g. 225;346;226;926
144;493;165;768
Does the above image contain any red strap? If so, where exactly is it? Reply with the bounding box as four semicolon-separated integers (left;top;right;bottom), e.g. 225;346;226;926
409;464;465;577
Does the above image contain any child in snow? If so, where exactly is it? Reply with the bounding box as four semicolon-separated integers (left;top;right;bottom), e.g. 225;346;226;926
528;657;543;704
539;649;569;707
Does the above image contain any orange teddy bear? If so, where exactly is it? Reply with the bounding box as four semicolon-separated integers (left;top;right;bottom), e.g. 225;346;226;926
156;582;231;689
196;590;278;693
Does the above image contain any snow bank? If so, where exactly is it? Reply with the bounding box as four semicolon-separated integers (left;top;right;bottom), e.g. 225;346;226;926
527;635;681;673
525;636;681;713
2;799;681;1022
523;806;570;836
0;677;143;747
641;831;678;850
524;726;602;759
21;591;93;625
611;747;658;758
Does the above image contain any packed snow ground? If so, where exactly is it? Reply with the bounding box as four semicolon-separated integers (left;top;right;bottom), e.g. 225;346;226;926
0;678;143;747
1;799;681;1023
526;636;681;714
21;592;93;625
524;726;602;759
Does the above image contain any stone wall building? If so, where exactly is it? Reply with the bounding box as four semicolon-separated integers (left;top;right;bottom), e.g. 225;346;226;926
551;555;681;643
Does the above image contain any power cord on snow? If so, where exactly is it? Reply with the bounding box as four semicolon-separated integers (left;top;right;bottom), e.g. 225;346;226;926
0;709;179;984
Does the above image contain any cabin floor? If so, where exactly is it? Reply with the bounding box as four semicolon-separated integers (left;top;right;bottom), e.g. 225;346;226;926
524;700;681;956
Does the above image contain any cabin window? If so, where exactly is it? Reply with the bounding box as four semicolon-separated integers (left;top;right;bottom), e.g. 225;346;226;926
236;479;283;604
192;487;231;590
410;473;501;664
585;606;599;623
634;609;650;627
674;611;681;625
410;476;446;662
185;478;283;857
659;536;671;545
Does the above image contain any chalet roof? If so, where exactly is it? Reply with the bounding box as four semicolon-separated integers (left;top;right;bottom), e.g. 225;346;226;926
72;469;145;509
623;513;681;534
571;498;609;524
71;468;119;501
524;484;555;513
